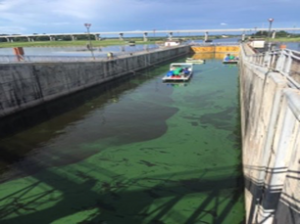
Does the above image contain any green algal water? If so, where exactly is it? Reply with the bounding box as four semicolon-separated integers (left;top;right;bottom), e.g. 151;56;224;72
0;58;244;224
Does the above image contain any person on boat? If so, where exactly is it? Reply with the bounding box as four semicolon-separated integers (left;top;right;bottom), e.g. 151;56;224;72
166;70;174;77
183;67;189;74
229;54;235;60
107;52;114;60
173;67;181;77
224;54;231;61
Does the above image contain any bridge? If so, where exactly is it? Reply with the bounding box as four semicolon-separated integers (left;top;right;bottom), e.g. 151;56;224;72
1;27;300;42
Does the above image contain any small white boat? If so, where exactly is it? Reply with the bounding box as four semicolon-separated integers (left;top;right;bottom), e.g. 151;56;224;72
162;63;193;82
164;40;181;47
185;58;205;64
127;40;136;46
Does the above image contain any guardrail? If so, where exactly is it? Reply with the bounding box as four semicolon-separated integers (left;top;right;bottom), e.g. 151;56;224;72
242;44;300;89
0;45;162;64
189;41;239;46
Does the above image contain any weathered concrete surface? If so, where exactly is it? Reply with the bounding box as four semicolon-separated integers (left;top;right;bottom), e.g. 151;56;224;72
0;46;190;117
240;44;300;224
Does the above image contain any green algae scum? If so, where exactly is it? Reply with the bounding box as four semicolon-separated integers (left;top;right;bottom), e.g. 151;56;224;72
0;57;245;224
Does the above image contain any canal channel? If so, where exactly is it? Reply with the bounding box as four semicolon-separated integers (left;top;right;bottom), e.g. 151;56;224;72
0;56;245;224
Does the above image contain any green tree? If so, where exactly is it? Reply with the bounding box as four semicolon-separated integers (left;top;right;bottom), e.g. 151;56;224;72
276;30;290;37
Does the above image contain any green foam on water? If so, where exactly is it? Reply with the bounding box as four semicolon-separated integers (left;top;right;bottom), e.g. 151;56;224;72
0;59;244;224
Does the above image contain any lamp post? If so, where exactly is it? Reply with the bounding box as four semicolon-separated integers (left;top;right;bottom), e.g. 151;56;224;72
267;18;274;51
293;24;296;37
84;23;95;60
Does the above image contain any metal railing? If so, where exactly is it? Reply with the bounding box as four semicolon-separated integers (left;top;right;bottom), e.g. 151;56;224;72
189;41;239;46
241;44;300;89
0;45;161;64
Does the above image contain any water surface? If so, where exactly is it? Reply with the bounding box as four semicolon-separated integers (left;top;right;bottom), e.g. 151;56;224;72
0;58;244;224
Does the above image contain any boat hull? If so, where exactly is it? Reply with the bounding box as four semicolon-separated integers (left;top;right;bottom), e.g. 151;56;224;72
162;73;192;82
223;60;238;64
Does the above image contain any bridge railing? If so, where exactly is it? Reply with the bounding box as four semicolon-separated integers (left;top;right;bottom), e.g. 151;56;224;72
189;41;239;46
0;45;164;64
0;55;99;63
243;44;300;89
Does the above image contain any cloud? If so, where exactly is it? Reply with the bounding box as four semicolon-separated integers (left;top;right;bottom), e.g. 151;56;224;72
0;0;299;34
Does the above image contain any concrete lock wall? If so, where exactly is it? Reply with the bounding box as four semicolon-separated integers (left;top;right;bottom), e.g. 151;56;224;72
240;47;300;223
0;46;190;118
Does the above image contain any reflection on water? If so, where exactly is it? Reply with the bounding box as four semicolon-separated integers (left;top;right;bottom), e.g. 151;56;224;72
192;52;239;60
165;82;189;87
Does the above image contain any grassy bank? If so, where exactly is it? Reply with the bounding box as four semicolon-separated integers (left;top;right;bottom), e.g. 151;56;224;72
0;35;230;48
0;39;158;48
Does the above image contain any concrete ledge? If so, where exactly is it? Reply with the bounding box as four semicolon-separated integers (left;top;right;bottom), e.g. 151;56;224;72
0;46;190;118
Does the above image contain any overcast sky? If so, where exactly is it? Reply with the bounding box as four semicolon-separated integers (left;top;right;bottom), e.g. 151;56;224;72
0;0;299;34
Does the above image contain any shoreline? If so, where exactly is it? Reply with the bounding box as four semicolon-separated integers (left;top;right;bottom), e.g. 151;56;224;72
0;38;299;48
0;40;158;48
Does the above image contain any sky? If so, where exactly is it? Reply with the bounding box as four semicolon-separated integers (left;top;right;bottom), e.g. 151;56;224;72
0;0;299;35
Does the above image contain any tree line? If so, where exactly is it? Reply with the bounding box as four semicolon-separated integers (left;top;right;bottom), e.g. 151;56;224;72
252;30;300;38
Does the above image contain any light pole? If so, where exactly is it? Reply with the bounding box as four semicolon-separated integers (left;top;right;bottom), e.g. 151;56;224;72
293;24;296;37
84;23;95;60
267;18;274;51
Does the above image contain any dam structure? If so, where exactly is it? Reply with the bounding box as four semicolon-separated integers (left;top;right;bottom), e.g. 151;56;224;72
239;44;300;223
0;46;190;118
0;41;299;223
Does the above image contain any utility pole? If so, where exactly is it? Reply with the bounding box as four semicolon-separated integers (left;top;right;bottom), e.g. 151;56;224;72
84;23;95;60
293;24;296;37
267;18;274;51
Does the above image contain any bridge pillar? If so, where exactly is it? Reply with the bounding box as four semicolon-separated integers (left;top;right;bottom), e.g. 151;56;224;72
49;36;55;41
5;37;11;42
27;37;31;42
94;34;100;41
242;32;246;41
204;32;208;41
71;35;77;41
272;31;276;39
168;32;173;40
143;32;148;42
119;33;124;41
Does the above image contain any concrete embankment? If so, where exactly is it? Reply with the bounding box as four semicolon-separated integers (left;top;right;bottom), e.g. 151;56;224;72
240;44;300;223
0;46;190;118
